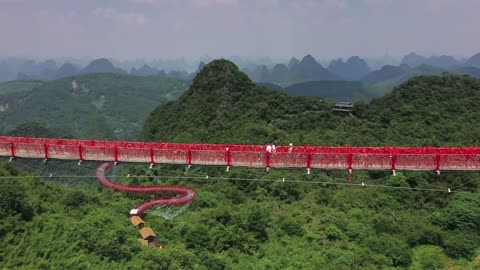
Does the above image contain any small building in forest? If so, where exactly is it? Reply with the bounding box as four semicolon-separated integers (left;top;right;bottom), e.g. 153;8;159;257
139;227;157;247
129;216;145;228
138;238;149;247
332;102;354;113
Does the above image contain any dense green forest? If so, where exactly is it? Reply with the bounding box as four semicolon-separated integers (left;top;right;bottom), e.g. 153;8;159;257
283;80;373;102
0;73;189;139
1;60;480;269
0;80;44;95
142;60;480;147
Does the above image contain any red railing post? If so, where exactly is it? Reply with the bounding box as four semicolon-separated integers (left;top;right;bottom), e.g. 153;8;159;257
114;145;119;164
225;146;231;172
150;147;154;165
78;144;83;161
10;142;15;158
187;149;192;167
266;152;271;171
435;154;441;174
306;151;312;175
391;154;397;176
348;152;353;184
347;153;353;171
43;143;49;160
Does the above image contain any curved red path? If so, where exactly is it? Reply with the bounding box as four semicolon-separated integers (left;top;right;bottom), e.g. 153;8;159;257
95;162;196;216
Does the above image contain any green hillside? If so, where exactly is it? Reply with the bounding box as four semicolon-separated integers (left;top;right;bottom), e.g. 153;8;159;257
142;60;341;145
3;160;478;269
139;60;480;268
0;162;144;269
284;80;374;102
367;65;447;97
0;80;43;95
0;73;189;139
1;60;480;269
267;66;448;103
143;61;480;147
363;74;480;146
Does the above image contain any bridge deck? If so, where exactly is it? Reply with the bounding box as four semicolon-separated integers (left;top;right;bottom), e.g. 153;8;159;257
1;136;479;172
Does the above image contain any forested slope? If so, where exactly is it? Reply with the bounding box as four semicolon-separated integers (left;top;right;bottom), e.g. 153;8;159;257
139;60;480;268
0;73;189;139
283;80;373;102
362;74;480;146
142;59;335;144
143;61;480;147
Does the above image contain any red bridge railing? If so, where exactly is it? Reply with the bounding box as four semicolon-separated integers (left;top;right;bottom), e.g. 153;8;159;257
1;136;479;172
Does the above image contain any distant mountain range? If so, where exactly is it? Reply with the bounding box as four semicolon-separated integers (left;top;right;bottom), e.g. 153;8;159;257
1;52;480;101
243;52;480;87
328;56;371;80
243;55;341;85
362;64;411;84
401;52;460;68
0;58;196;82
465;53;480;68
81;58;126;75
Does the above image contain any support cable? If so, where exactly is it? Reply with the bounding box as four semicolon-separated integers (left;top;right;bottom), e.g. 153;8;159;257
1;174;479;196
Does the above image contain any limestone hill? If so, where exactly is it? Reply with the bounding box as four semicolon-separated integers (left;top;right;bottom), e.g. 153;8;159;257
143;59;480;147
142;59;334;144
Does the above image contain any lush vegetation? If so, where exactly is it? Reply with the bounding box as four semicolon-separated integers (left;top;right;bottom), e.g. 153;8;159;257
1;60;480;269
284;80;374;102
0;80;43;95
1;157;479;269
0;73;189;139
0;162;143;269
365;65;447;97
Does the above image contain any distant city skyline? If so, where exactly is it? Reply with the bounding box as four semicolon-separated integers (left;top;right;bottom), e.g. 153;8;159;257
0;0;479;60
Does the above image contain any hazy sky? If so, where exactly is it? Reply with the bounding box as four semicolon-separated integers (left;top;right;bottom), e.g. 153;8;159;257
0;0;479;60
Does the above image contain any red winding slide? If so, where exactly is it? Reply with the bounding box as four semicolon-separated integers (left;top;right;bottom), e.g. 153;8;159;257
96;162;196;216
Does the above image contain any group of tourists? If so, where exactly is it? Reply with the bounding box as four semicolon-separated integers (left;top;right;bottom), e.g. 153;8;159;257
266;143;294;153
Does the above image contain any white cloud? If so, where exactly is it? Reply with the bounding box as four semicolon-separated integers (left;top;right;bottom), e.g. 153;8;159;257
0;0;25;3
128;0;159;4
362;0;392;6
191;0;239;9
92;8;149;26
289;0;348;19
127;0;177;7
322;0;347;9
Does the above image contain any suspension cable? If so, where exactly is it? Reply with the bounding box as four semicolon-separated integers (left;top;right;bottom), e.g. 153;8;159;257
1;173;479;196
450;178;480;190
